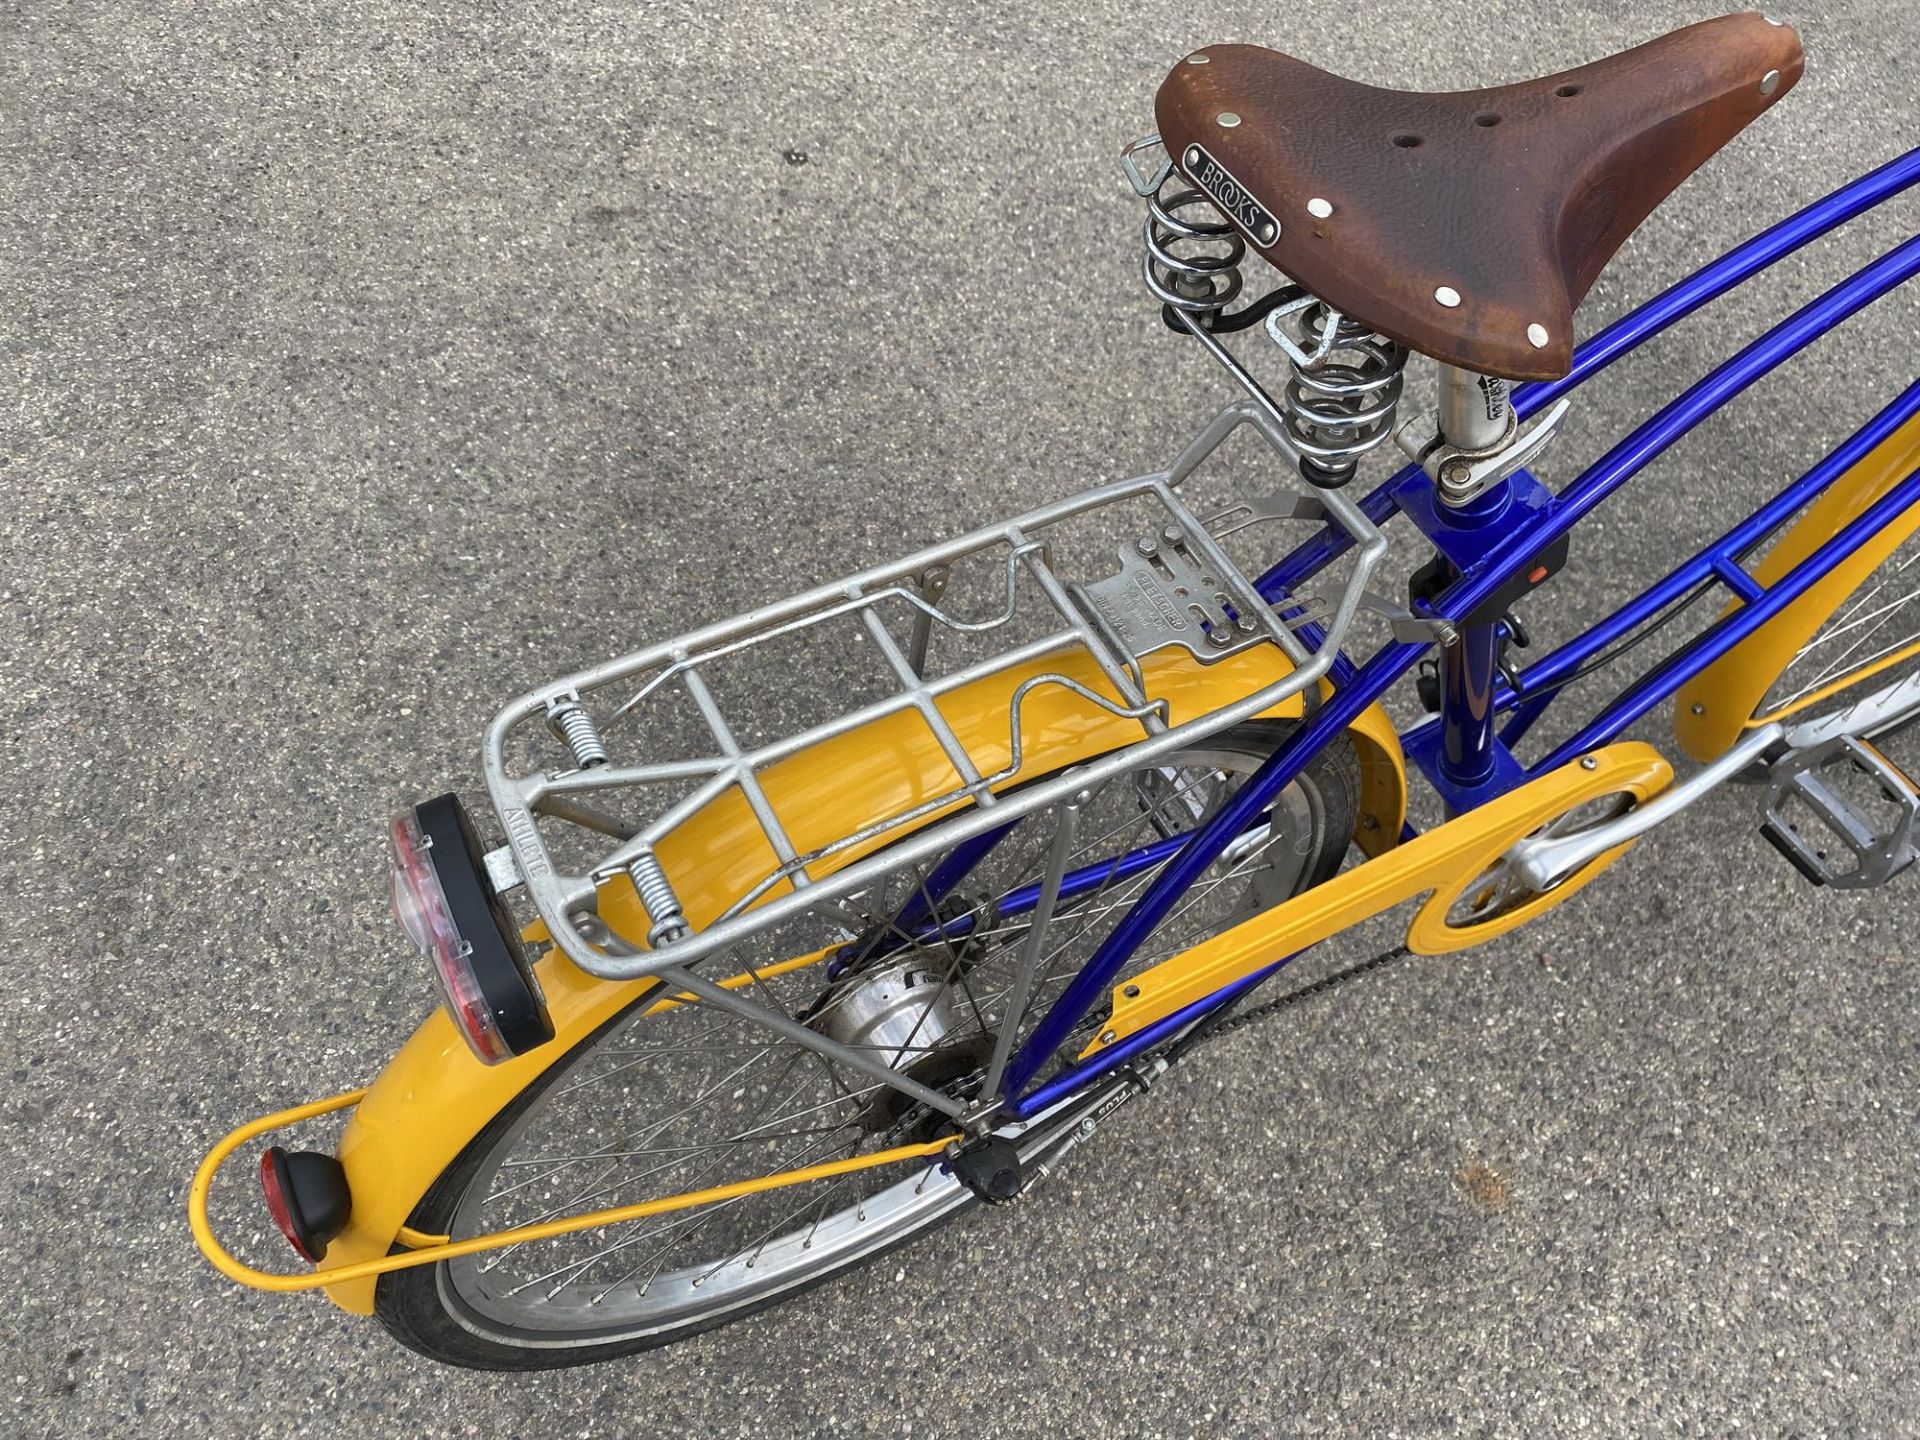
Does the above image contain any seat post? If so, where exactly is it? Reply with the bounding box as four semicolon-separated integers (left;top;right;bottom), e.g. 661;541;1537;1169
1435;362;1514;454
1431;360;1517;806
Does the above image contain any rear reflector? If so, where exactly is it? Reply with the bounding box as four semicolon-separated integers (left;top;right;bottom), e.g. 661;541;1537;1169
388;794;553;1065
259;1146;351;1262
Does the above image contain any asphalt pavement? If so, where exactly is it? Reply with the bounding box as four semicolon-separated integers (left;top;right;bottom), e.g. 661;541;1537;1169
4;1;1919;1435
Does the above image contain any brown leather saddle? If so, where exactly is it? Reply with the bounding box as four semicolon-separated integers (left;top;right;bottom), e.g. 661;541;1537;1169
1154;13;1804;381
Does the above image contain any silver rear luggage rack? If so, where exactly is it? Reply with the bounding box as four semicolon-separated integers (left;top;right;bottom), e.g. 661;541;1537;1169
482;399;1389;980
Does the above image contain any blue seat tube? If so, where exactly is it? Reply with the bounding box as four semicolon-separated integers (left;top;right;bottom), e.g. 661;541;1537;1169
1440;616;1501;793
1431;362;1518;800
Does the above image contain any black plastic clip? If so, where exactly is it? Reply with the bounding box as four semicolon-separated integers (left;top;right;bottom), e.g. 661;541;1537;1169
948;1136;1024;1205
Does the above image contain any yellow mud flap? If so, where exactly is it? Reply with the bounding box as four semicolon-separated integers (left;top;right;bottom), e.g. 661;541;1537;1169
188;1081;952;1296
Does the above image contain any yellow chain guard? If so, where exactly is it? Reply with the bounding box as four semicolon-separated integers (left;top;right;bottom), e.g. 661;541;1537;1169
1089;743;1673;1053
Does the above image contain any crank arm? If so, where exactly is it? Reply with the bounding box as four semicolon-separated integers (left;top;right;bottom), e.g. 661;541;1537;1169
1506;724;1783;892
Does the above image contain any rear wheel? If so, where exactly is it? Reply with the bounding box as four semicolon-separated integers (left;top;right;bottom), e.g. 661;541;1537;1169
375;720;1358;1368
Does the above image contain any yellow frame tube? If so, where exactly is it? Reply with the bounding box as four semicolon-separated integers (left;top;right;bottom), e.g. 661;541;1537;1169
1088;743;1674;1051
188;1088;951;1295
201;642;1405;1315
1674;411;1920;760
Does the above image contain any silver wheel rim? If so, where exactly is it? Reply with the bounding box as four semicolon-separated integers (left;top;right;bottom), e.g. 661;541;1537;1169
435;730;1333;1347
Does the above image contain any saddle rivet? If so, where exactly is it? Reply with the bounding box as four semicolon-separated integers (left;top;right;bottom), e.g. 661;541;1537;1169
1759;68;1781;96
1580;756;1599;771
1187;52;1211;64
1434;285;1462;308
1527;323;1550;348
1216;111;1242;128
1307;197;1334;219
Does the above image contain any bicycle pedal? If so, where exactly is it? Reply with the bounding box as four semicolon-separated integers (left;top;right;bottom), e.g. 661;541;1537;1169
1759;735;1919;889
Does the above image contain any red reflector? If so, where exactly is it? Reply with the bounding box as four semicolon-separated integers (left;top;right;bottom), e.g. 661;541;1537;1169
388;806;515;1064
260;1149;319;1263
1528;564;1550;583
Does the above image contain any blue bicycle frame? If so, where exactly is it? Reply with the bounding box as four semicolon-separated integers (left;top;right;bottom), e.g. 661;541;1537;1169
870;147;1920;1116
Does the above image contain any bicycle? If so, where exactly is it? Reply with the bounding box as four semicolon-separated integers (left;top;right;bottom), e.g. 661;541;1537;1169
190;13;1920;1369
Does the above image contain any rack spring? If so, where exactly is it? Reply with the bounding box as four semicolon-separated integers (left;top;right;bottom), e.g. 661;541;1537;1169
1141;182;1245;325
1266;301;1407;489
546;696;609;769
627;850;690;947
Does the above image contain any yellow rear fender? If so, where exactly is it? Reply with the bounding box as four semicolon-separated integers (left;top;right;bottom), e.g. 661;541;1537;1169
315;643;1406;1313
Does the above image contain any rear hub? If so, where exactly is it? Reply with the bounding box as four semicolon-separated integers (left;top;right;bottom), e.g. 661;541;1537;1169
808;959;989;1132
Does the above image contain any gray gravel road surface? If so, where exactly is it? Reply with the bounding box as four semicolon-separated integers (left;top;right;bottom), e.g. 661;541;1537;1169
5;2;1919;1435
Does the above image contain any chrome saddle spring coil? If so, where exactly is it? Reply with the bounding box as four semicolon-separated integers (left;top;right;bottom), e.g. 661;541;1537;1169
1141;177;1245;324
1275;301;1408;488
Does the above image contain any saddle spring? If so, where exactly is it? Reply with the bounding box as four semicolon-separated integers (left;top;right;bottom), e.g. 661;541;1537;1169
1266;300;1407;489
1140;178;1246;324
1126;137;1407;490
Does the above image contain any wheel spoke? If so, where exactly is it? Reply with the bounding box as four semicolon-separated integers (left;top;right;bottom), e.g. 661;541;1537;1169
1773;544;1920;707
434;725;1343;1345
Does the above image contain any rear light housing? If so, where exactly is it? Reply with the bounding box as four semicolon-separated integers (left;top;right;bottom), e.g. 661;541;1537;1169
259;1146;351;1262
389;794;554;1065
